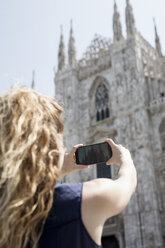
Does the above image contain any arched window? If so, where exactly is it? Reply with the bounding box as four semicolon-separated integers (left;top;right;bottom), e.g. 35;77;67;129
159;118;165;151
106;107;109;118
95;83;110;122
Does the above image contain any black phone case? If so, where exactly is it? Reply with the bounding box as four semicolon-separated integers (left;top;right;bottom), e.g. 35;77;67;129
75;142;112;165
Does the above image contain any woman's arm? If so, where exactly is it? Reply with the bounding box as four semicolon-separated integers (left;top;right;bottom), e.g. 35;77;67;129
81;139;137;245
58;144;89;179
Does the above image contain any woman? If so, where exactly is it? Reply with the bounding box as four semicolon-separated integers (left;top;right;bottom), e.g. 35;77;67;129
0;84;137;248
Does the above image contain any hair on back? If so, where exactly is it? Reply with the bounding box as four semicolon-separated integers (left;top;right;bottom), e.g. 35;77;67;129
0;83;65;248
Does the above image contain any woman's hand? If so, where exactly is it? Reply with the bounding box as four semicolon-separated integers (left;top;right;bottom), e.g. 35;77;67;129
59;144;89;179
105;138;133;165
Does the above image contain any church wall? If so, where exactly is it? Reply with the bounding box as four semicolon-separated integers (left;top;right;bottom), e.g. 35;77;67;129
148;110;165;240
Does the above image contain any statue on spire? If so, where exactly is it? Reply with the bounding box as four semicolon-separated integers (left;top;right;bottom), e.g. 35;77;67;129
113;0;123;42
68;20;77;68
58;25;66;71
153;18;162;57
125;0;135;37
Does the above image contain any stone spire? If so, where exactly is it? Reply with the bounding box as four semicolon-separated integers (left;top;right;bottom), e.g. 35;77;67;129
58;25;66;71
31;70;35;89
68;20;77;67
113;0;123;42
125;0;135;37
153;18;162;57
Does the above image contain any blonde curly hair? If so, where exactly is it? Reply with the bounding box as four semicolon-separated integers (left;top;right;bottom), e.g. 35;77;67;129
0;84;65;248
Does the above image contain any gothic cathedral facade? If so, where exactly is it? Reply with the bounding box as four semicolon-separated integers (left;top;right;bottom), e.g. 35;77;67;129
54;1;165;247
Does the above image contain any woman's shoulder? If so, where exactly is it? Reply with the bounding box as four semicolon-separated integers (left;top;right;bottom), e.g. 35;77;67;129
55;182;83;199
54;182;83;207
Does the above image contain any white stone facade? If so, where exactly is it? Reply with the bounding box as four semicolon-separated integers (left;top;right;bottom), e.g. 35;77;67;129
55;1;165;247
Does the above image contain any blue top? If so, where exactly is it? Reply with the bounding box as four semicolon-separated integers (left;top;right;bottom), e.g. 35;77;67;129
39;182;102;248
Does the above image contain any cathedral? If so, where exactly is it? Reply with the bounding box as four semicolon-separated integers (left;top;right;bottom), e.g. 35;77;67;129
54;0;165;247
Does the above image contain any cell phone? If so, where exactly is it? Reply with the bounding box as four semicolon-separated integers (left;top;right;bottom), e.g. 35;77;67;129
75;142;112;165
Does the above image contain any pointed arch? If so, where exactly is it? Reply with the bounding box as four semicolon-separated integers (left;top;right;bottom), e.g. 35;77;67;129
159;117;165;151
89;76;110;123
89;76;111;124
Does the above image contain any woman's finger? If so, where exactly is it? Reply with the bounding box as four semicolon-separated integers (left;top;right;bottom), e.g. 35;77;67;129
70;144;83;155
75;164;89;169
105;138;118;148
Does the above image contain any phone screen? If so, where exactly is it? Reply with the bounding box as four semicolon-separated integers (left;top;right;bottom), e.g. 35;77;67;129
75;142;112;165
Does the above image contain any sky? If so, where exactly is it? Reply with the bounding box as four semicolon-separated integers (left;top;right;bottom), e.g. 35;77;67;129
0;0;164;97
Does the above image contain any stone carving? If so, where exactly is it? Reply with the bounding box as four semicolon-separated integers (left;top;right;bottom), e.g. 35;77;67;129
95;83;109;110
95;83;110;121
113;1;123;42
68;20;77;67
57;26;66;71
78;34;111;68
125;0;135;36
